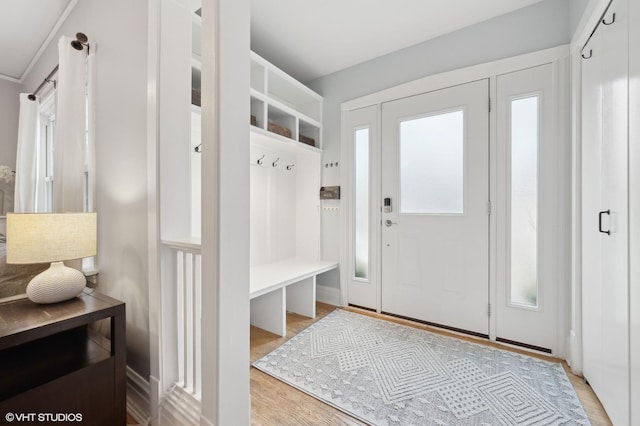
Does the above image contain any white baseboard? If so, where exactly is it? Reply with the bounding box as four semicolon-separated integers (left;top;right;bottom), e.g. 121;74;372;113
200;414;215;426
127;367;152;425
316;284;341;306
568;329;583;375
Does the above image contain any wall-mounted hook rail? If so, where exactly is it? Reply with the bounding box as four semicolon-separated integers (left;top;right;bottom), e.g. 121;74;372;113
286;164;295;171
580;0;613;59
272;157;279;167
257;154;265;165
602;12;616;25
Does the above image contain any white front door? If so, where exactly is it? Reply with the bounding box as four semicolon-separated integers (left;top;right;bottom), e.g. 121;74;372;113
380;79;490;336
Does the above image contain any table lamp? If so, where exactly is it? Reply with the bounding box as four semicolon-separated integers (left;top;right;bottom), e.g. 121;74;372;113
6;212;97;304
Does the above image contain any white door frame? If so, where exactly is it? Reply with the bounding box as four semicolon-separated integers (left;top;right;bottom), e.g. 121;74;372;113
340;45;570;355
494;62;570;355
342;105;382;311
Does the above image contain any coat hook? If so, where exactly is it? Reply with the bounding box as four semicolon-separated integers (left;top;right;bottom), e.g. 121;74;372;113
257;154;265;165
286;164;295;171
272;157;279;167
602;12;616;25
194;144;202;153
581;49;593;59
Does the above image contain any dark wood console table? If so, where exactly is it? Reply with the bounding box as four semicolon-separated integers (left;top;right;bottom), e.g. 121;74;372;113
0;290;126;425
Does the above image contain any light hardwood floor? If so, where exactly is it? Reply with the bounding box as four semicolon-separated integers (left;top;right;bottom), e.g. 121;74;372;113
250;303;612;425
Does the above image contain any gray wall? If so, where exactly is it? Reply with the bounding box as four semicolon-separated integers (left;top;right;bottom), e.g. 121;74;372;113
570;0;591;34
306;0;573;289
23;0;150;377
0;79;21;169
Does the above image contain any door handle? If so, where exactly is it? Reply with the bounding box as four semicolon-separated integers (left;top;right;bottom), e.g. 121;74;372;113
598;209;611;235
384;219;397;227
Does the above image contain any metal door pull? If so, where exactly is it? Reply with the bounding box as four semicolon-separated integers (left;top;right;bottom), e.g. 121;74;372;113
598;209;611;235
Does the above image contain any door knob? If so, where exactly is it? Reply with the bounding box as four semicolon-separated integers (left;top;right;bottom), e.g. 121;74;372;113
385;219;397;227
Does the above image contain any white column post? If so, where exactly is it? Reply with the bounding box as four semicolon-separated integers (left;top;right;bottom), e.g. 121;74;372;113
200;0;251;424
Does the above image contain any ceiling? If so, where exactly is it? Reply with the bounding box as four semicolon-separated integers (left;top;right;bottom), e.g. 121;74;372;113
1;0;547;84
0;0;73;81
251;0;547;82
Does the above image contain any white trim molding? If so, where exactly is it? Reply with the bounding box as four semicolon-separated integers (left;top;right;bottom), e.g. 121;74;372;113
316;284;341;306
127;367;152;426
341;45;569;112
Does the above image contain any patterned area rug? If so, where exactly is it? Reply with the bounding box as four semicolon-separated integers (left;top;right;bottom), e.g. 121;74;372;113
253;310;589;425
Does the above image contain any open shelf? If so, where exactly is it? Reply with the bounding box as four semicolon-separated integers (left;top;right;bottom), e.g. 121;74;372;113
250;51;323;150
0;327;111;400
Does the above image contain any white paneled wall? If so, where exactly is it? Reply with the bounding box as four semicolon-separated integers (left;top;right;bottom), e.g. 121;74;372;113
190;109;201;239
249;135;321;267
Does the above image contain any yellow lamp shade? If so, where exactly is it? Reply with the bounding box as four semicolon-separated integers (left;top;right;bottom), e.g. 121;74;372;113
6;212;97;264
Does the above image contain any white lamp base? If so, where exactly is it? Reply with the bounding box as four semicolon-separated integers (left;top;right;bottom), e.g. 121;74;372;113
26;261;86;304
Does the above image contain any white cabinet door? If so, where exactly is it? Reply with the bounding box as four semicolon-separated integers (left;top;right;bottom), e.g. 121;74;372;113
582;1;630;424
380;79;490;336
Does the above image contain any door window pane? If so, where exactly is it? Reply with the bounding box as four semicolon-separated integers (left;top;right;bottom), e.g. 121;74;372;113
510;96;539;307
354;128;370;279
400;110;464;214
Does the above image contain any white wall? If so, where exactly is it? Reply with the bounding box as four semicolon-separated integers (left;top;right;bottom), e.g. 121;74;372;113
0;79;21;169
628;0;640;421
22;0;151;377
305;0;572;289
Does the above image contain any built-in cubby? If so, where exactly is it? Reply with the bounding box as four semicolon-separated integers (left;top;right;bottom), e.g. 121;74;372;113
250;51;322;149
249;53;336;336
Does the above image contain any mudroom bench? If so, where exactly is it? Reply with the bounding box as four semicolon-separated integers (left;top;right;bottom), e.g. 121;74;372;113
249;259;338;336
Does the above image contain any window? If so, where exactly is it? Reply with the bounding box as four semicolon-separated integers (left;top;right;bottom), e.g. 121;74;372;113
509;96;539;307
38;91;92;213
39;93;56;213
38;88;95;273
354;127;370;279
399;110;464;214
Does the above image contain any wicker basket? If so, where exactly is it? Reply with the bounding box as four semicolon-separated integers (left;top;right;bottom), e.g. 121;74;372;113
191;89;201;107
267;121;292;138
298;134;315;147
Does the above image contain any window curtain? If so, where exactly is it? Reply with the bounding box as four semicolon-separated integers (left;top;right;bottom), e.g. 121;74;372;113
53;36;88;212
13;94;41;213
86;50;96;213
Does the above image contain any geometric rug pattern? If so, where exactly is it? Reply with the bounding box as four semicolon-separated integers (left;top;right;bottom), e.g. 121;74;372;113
253;310;590;425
